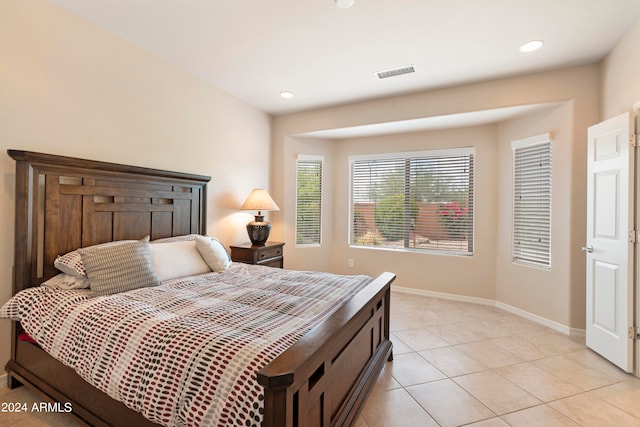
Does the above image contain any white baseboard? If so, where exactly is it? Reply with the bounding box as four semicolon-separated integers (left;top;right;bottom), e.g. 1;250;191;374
494;300;573;336
0;373;7;388
391;285;496;306
391;285;586;338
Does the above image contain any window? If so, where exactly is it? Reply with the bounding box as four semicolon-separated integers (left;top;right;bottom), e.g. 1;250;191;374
512;134;552;268
296;155;323;245
349;148;474;255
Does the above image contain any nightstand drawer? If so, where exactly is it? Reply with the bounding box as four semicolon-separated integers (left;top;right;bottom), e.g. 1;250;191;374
230;242;285;268
260;257;284;268
258;246;283;261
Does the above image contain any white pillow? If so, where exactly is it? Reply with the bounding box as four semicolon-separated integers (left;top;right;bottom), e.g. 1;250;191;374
41;273;90;290
54;250;86;277
149;240;211;281
195;236;231;273
150;234;199;244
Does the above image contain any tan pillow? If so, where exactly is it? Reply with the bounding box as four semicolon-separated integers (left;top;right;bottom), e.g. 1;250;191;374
79;237;160;296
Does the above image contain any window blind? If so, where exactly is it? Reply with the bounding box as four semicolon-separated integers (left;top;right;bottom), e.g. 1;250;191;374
350;149;474;255
296;156;323;245
512;135;552;268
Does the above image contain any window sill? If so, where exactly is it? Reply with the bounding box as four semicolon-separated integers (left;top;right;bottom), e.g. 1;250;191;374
349;244;473;257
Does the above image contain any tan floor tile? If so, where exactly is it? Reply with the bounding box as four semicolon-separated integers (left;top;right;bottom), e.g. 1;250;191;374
494;312;548;332
371;362;402;393
496;362;582;402
407;379;495;427
490;334;558;361
465;318;517;339
501;404;580;426
353;415;369;427
534;351;631;391
387;353;446;387
519;331;586;355
393;328;449;351
389;293;450;314
455;340;523;369
627;376;640;389
0;386;40;406
360;388;439;427
423;305;477;324
392;307;464;329
426;321;490;345
390;312;439;331
0;410;79;427
564;350;632;381
0;415;49;427
453;371;541;415
389;333;413;355
548;393;640;426
456;302;503;319
465;418;511;426
419;346;487;377
590;380;640;419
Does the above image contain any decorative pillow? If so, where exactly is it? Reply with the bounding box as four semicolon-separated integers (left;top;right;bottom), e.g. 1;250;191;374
54;251;86;278
195;236;231;273
149;240;211;281
79;237;160;296
54;240;132;278
41;273;90;290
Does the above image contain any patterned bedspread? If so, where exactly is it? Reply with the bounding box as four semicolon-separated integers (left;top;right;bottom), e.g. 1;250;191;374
0;263;372;427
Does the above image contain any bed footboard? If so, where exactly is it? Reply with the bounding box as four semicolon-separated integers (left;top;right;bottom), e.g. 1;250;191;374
258;272;395;427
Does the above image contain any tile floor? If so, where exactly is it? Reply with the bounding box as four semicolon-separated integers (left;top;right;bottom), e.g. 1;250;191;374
355;292;640;427
0;291;639;426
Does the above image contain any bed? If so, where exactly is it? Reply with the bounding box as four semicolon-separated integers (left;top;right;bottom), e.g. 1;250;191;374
2;150;394;427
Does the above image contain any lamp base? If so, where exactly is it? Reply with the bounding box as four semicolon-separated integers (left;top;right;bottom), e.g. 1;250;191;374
246;216;271;246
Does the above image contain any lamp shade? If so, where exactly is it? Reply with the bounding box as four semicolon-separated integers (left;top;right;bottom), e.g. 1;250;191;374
240;189;280;212
240;189;279;246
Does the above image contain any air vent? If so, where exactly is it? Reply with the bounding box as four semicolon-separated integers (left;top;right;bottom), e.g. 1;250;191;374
376;65;415;79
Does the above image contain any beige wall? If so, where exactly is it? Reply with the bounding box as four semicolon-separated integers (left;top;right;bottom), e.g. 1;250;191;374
602;19;640;119
282;137;336;271
0;0;271;377
495;103;579;328
272;65;600;330
329;125;498;299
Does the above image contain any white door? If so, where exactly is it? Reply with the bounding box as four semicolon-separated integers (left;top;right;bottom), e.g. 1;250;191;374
585;112;634;372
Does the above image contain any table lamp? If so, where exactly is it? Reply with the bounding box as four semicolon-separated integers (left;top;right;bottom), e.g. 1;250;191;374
240;189;280;245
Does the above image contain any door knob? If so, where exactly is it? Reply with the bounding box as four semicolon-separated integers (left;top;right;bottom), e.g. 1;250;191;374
581;245;594;253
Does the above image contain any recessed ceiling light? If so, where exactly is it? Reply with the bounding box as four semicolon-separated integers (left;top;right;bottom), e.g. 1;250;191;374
335;0;354;8
520;40;543;53
280;91;294;99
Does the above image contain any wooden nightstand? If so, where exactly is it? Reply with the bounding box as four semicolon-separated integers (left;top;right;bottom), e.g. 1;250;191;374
230;241;284;268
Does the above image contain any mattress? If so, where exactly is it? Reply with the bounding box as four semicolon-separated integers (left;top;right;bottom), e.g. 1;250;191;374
0;263;371;427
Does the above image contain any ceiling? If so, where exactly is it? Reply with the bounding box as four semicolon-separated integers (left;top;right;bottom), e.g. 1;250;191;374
49;0;640;116
297;102;563;138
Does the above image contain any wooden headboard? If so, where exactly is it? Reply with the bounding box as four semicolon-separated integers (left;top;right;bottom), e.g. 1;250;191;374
8;150;211;293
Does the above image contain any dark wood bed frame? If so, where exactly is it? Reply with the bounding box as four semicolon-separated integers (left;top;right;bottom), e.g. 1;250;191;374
5;149;395;427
